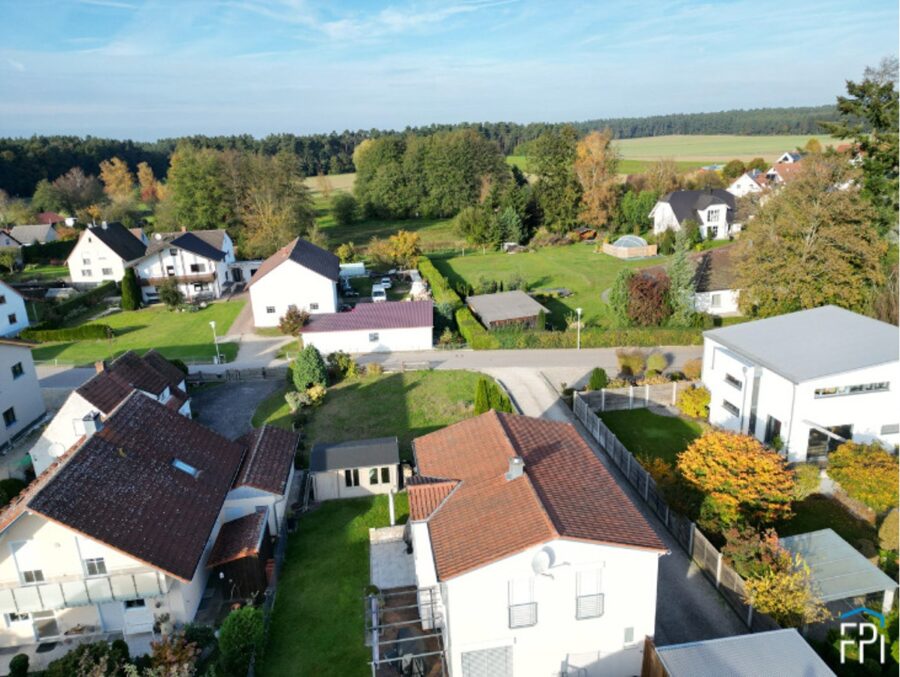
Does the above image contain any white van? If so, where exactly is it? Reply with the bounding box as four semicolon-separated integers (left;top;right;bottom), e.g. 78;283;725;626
371;284;387;303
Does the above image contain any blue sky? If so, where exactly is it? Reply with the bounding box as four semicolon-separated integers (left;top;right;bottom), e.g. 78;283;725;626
0;0;896;139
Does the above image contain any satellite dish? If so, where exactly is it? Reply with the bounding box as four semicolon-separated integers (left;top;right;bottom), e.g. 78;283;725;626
531;547;554;576
154;233;162;241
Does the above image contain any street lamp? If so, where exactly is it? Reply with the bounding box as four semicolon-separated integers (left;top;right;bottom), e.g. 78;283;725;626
209;320;221;365
576;307;583;351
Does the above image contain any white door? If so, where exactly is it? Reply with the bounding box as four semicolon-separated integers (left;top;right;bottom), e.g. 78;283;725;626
123;599;154;634
99;601;125;632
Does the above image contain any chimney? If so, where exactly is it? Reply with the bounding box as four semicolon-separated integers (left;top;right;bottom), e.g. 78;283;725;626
101;221;108;229
82;411;103;437
94;360;107;374
180;226;187;233
505;456;524;481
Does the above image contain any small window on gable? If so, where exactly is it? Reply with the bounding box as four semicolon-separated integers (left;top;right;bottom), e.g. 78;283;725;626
172;458;199;477
266;306;276;314
0;295;6;304
169;248;178;257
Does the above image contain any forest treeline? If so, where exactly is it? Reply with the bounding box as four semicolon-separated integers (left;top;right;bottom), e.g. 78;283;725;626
0;105;840;196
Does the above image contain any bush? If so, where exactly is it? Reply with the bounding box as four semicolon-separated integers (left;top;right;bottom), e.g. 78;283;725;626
326;350;358;380
473;376;513;414
278;307;310;335
8;653;28;677
218;606;264;677
158;278;184;310
331;192;359;226
291;345;327;390
627;272;672;326
21;239;76;264
828;442;899;514
365;362;383;377
45;640;130;677
335;241;357;263
120;268;141;311
306;383;326;406
640;456;703;517
486;326;704;350
183;623;218;650
879;509;899;552
417;258;463;311
616;348;646;377
37;280;117;327
285;390;311;412
722;527;789;579
455;306;500;349
21;323;114;342
682;358;702;380
587;367;608;391
676;385;711;418
657;229;676;255
646;352;668;373
792;463;821;501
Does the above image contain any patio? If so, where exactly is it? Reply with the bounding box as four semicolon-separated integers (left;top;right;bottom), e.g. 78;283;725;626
0;630;155;674
370;526;415;591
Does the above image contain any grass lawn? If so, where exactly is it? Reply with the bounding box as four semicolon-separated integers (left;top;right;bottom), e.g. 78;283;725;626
613;134;837;162
252;385;293;430
3;264;69;283
431;244;666;328
30;300;245;365
259;493;409;677
599;408;702;465
779;494;877;547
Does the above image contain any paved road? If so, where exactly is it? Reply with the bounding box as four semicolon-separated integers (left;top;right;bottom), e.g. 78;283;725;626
191;380;282;440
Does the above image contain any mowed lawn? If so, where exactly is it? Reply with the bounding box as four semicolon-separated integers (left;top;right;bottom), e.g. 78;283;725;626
599;408;703;464
30;300;244;365
3;264;69;283
259;493;409;677
431;245;666;327
613;134;837;162
779;493;877;547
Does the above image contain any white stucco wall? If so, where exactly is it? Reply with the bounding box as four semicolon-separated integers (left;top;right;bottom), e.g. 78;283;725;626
0;284;29;337
137;233;235;303
249;259;338;327
301;325;432;356
694;289;740;316
651;203;680;235
312;464;398;501
0;345;45;448
726;174;762;198
67;231;131;287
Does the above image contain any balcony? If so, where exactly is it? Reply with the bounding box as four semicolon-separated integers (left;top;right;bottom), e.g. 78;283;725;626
140;273;216;287
0;568;169;614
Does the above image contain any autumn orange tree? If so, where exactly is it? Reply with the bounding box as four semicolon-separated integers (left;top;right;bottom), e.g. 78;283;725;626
574;129;620;228
743;554;830;628
677;430;795;531
136;161;161;203
99;156;135;202
828;441;899;514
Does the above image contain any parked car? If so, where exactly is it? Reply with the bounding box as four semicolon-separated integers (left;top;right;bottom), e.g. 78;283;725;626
372;284;387;303
380;276;392;289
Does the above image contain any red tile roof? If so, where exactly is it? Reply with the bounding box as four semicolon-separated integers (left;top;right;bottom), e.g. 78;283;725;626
407;476;459;521
76;350;185;414
38;211;65;225
410;411;666;580
233;426;299;495
207;512;268;568
301;300;433;333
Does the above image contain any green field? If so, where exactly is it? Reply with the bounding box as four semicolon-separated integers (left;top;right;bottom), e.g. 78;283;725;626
507;155;706;175
431;244;665;328
613;134;836;162
599;408;703;464
30;300;244;365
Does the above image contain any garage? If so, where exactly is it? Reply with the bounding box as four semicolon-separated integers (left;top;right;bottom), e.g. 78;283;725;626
299;300;433;355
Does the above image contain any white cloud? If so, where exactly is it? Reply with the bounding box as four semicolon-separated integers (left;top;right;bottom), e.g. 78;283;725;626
77;0;138;9
6;58;25;72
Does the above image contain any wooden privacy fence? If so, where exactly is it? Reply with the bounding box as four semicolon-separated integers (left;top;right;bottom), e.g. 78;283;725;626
573;392;780;634
592;380;698;412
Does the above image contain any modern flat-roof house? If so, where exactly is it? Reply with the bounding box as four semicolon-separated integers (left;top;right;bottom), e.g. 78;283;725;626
247;237;340;327
67;222;148;288
309;437;400;501
0;393;297;659
466;290;549;330
649;190;737;241
8;224;58;246
299;300;433;355
702;306;900;463
407;411;667;677
0;339;45;453
0;282;29;337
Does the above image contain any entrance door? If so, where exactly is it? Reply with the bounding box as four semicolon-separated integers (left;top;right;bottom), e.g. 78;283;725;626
807;424;852;462
764;416;782;444
231;268;243;282
123;599;154;634
32;611;59;640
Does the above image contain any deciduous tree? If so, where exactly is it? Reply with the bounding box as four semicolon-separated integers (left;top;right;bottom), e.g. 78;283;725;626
99;157;135;202
529;126;582;232
627;271;671;326
828;441;899;514
574;129;620;228
743;554;830;628
722;159;746;181
644;158;680;195
136;161;161;203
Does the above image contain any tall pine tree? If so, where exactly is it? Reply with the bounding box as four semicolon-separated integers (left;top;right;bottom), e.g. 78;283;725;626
667;229;696;326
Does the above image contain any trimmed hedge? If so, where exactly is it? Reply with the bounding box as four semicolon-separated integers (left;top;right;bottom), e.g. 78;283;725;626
418;257;462;309
455;307;499;349
22;324;114;342
38;281;117;328
22;239;76;264
490;326;703;349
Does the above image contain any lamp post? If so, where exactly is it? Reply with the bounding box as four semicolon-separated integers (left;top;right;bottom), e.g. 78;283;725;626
209;320;221;365
576;307;583;351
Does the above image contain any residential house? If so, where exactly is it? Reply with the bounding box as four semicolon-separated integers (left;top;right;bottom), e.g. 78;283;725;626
67;222;148;288
466;291;549;330
36;212;66;226
649;190;737;240
299;301;433;355
726;169;766;198
135;229;236;304
0;392;298;653
701;305;900;463
8;224;57;246
0;282;29;337
29;350;191;474
408;411;667;677
776;151;804;164
640;245;741;317
0;230;22;251
310;437;400;501
763;161;804;186
0;340;45;452
247;237;340;327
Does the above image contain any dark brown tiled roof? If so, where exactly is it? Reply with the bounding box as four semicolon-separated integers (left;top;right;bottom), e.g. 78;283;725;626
233;427;299;495
641;244;739;294
143;349;187;386
301;300;433;333
76;351;184;414
410;411;666;580
248;237;340;287
28;393;246;582
207;512;268;568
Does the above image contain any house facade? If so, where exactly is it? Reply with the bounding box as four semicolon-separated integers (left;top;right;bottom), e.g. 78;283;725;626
408;412;666;677
135;230;235;303
649;190;737;240
67;222;147;288
0;283;29;337
0;341;45;452
299;301;433;355
702;306;900;463
247;238;340;327
691;245;740;316
726;170;765;198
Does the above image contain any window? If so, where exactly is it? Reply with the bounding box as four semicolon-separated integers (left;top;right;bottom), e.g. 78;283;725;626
266;306;276;314
11;362;23;379
624;627;636;646
708;209;720;222
7;313;16;325
193;282;209;291
82;257;91;265
169;248;178;257
369;332;379;342
815;382;890;398
6;612;29;623
708;225;718;238
310;303;319;311
881;423;899;435
710;293;721;308
724;373;742;390
101;268;113;276
21;569;44;584
84;557;107;576
576;570;604;620
189;263;205;273
172;458;199;477
461;646;513;677
81;269;92;277
380;467;390;484
166;265;175;276
722;400;740;417
369;468;379;485
3;407;16;428
0;295;6;304
344;468;360;487
764;416;782;444
508;578;537;628
124;598;146;609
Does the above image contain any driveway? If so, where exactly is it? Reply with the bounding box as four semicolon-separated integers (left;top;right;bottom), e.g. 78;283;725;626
190;380;282;440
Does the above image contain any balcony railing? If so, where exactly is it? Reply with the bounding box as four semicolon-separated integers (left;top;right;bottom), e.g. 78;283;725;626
140;273;216;286
508;602;537;628
0;568;169;615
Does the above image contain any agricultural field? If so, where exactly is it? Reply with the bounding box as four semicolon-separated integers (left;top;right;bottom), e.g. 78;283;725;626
303;171;355;194
612;134;836;162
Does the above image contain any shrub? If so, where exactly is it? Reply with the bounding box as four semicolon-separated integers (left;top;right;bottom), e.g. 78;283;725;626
120;268;141;311
607;269;634;328
21;239;76;264
365;362;383;378
657;228;676;255
158;278;184;310
646;352;668;373
474;377;491;415
306;383;326;406
285;390;311;412
616;348;646;377
21;323;114;342
828;442;899;514
45;640;130;677
792;463;821;501
455;306;500;349
722;527;788;579
644;369;660;379
627;271;672;326
291;344;327;390
743;554;830;628
682;357;702;380
331;192;359;226
587;367;608;390
676;385;710;418
474;377;513;414
879;509;899;552
327;351;358;380
183;623;217;650
218;606;264;677
335;241;357;263
488;326;704;350
640;456;703;517
668;370;685;381
418;258;463;311
47;280;117;324
8;654;28;677
278;307;309;335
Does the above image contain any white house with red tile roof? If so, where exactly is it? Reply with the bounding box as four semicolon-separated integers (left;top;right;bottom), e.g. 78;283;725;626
300;300;433;355
407;411;667;677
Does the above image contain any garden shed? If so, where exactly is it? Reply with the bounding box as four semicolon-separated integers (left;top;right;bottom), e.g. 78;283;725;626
602;234;657;259
466;290;549;330
310;437;401;501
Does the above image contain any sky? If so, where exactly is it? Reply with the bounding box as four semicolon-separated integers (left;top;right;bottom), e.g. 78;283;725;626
0;0;897;140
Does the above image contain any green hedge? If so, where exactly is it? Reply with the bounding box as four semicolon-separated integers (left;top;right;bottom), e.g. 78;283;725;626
490;326;703;349
22;239;76;264
22;324;114;342
418;257;462;309
38;281;118;327
455;307;500;349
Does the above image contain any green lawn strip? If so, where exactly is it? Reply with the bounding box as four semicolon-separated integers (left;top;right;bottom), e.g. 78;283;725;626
252;386;293;430
778;494;877;546
30;300;244;365
599;408;702;465
259;494;409;677
3;264;70;283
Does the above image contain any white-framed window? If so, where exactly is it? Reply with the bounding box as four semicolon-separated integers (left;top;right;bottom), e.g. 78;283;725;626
708;209;720;222
310;303;319;310
166;265;175;276
101;268;113;276
724;374;742;390
723;400;740;416
508;578;537;628
575;569;604;620
7;313;16;325
708;225;718;238
3;407;16;428
84;557;107;576
344;468;360;487
169;248;178;257
266;306;276;314
380;467;390;483
193;282;209;291
82;269;92;277
124;598;146;609
82;257;91;265
369;468;379;485
814;382;890;398
710;293;722;308
624;626;637;647
881;423;899;435
369;332;379;342
5;612;30;624
189;263;205;273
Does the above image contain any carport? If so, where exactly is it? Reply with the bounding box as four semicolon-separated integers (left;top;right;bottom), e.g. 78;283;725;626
779;528;898;616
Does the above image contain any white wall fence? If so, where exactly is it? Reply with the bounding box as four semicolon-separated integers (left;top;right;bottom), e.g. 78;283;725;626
593;381;698;412
573;391;780;633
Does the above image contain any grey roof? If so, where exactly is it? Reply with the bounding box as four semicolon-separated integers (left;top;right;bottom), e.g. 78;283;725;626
780;529;898;602
310;437;400;472
82;222;147;262
655;629;835;677
9;224;56;244
248;237;340;287
659;190;735;225
704;305;899;383
466;290;549;324
145;230;228;261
